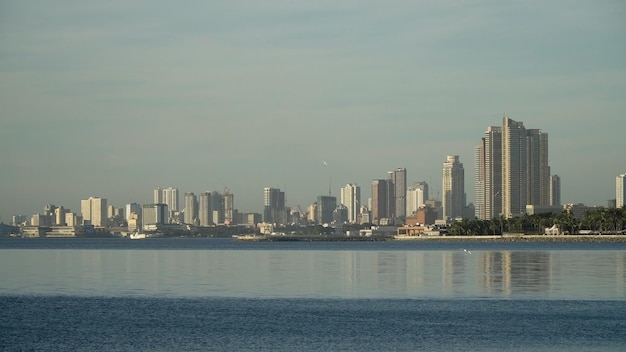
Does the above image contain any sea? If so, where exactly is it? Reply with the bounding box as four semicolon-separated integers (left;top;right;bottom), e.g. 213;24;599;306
1;238;625;351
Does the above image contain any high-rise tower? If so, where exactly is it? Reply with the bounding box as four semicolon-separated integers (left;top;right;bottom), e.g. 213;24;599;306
550;174;561;206
407;182;428;216
81;196;107;227
475;126;502;219
316;195;337;225
340;183;361;224
371;179;390;224
475;117;551;219
184;192;197;225
617;173;626;208
442;155;466;220
162;187;179;212
263;187;286;224
388;168;407;220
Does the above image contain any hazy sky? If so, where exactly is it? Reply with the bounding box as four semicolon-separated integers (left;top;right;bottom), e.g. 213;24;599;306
1;1;625;219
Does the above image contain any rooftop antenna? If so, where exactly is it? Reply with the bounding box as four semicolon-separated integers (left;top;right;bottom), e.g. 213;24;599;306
323;160;331;196
329;176;332;196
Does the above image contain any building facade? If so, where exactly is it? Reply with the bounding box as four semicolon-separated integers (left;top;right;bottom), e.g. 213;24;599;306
407;181;429;217
475;126;502;220
388;168;407;220
142;204;168;230
184;192;197;225
475;117;552;219
617;173;626;208
263;187;286;224
550;174;561;206
316;195;337;225
442;155;466;220
371;179;389;224
340;183;360;224
80;196;107;227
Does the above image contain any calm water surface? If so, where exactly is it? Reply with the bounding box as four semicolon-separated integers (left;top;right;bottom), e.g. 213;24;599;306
1;238;625;351
1;238;624;299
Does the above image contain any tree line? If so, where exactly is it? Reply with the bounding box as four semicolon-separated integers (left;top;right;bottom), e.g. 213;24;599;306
447;207;626;236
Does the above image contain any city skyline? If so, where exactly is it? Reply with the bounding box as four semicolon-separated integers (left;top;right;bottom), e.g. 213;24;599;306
1;1;625;220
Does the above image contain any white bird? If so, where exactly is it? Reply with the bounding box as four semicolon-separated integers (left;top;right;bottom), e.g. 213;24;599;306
463;248;472;255
323;161;328;166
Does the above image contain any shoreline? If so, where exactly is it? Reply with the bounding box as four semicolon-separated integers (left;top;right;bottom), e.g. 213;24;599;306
236;234;626;243
393;234;626;243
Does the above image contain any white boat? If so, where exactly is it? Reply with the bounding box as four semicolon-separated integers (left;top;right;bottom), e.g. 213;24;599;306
129;232;147;240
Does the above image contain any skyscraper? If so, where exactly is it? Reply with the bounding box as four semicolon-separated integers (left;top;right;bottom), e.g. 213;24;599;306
223;190;234;224
162;187;179;212
442;155;466;220
475;117;551;219
153;188;163;204
142;203;167;230
502;117;528;218
198;192;213;227
263;187;286;224
153;187;179;223
617;173;626;208
340;183;360;224
371;179;389;224
316;195;336;225
407;181;428;216
475;126;502;220
550;174;561;206
125;203;141;221
184;192;197;225
388;168;407;220
81;196;107;227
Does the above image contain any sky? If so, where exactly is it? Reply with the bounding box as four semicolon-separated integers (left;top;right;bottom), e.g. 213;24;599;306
1;0;625;220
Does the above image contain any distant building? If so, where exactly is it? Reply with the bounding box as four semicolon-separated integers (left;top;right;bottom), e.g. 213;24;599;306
371;179;391;225
526;205;563;216
316;195;337;225
340;183;360;224
475;125;502;220
358;206;371;224
81;197;107;227
475;118;551;219
442;155;466;220
198;192;213;227
502;117;550;217
333;205;348;224
223;190;234;224
608;199;617;209
407;181;428;216
65;212;79;226
617;173;626;208
563;203;592;220
124;203;141;221
550;174;561;206
184;192;197;225
0;223;20;237
54;207;66;226
142;204;168;230
263;187;286;224
388;168;407;220
154;187;179;222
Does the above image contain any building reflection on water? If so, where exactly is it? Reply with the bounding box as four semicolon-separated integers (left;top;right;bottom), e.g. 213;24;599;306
362;250;625;299
0;247;624;299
